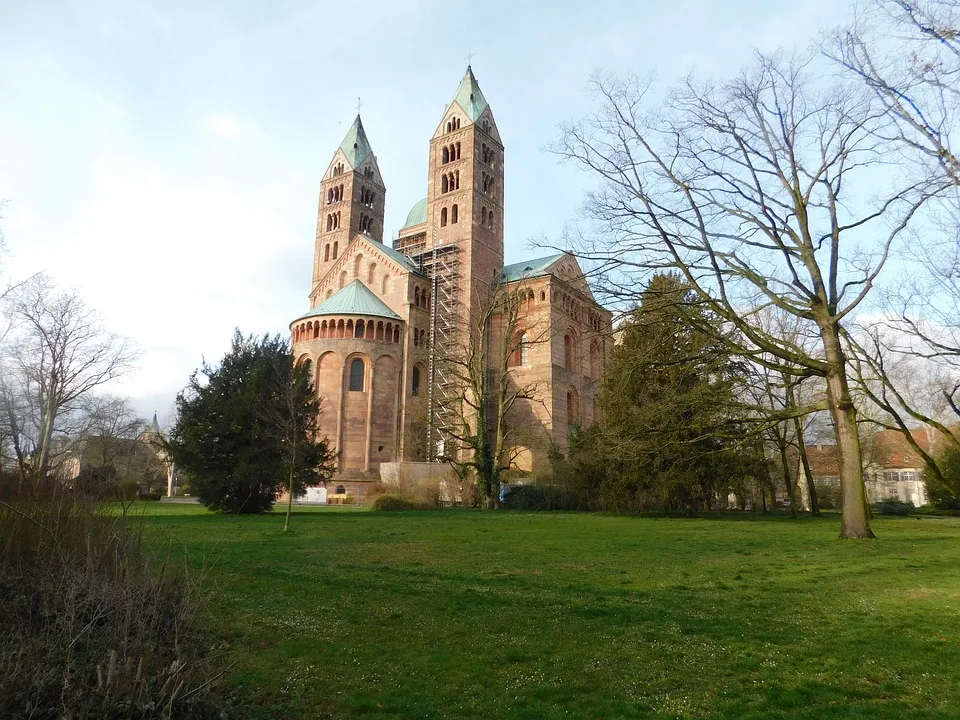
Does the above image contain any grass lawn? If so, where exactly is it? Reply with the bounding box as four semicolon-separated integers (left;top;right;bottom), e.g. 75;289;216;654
138;504;960;719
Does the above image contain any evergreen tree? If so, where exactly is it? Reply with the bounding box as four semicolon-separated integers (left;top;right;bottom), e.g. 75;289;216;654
165;331;334;514
597;273;752;514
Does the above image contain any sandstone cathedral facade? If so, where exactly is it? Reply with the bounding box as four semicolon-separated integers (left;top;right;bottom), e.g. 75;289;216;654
289;67;612;495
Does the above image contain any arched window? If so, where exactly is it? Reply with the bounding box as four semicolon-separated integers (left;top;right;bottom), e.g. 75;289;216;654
540;290;546;302
376;322;385;341
393;325;401;343
381;274;391;294
564;334;573;370
451;204;458;224
446;121;452;133
481;207;487;225
456;141;461;159
509;331;527;367
326;215;333;232
333;241;338;259
326;289;333;299
412;365;421;396
567;389;579;427
354;320;365;338
324;244;330;262
454;170;459;189
415;287;421;306
349;358;365;391
442;147;449;163
339;271;347;288
520;333;529;366
441;175;448;193
488;210;494;229
368;263;377;284
590;341;602;378
440;207;447;227
354;254;363;277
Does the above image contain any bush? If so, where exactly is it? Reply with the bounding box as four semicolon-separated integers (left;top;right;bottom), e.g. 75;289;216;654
0;495;223;718
815;484;842;510
502;484;582;511
873;498;916;516
371;494;419;511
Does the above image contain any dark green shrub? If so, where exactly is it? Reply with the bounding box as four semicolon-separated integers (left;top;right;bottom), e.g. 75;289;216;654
502;484;582;511
815;484;842;510
873;498;916;516
0;495;223;718
371;494;419;511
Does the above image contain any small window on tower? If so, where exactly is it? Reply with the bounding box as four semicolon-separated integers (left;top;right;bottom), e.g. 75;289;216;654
412;365;421;396
452;204;459;224
440;207;447;227
442;147;449;164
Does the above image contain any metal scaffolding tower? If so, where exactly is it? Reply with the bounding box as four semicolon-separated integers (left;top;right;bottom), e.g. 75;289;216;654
409;242;462;461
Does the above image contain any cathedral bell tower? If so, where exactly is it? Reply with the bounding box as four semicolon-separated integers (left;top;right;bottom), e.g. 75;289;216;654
311;115;387;307
426;66;505;321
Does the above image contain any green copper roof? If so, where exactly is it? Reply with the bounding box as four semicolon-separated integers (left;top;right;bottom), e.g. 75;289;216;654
300;279;401;321
451;65;489;122
338;115;373;169
498;253;567;283
402;198;428;228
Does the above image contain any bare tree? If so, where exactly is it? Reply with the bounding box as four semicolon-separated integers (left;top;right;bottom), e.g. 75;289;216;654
554;51;947;537
829;1;960;496
2;275;135;490
259;358;335;532
438;281;547;508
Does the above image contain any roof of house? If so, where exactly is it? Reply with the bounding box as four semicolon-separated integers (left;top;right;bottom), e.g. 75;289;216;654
297;279;401;321
357;233;421;272
498;253;567;282
402;198;428;229
451;65;489;122
338;115;373;169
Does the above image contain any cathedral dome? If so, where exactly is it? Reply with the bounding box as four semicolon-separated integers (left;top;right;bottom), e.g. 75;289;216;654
401;198;428;230
293;279;401;324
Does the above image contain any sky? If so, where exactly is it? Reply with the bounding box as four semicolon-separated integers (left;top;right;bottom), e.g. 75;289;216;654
0;0;856;425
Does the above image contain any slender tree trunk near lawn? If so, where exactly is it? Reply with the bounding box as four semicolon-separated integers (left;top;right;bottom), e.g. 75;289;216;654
284;452;295;533
820;325;874;538
778;441;798;519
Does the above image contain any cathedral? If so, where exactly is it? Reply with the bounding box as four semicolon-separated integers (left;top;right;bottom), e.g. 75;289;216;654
289;66;612;496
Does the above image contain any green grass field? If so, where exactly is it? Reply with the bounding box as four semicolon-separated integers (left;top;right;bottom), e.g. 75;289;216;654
140;504;960;719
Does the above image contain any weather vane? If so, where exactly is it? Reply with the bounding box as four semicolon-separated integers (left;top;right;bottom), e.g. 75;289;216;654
465;50;475;66
355;96;364;115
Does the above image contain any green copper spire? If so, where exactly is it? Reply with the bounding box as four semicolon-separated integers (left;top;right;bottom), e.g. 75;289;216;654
451;65;489;122
338;114;374;169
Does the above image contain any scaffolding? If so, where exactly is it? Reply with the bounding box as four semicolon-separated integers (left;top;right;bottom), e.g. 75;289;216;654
408;242;462;461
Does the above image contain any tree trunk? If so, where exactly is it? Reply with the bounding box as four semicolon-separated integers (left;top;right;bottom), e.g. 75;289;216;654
777;439;798;518
794;420;821;516
284;461;295;532
820;325;874;538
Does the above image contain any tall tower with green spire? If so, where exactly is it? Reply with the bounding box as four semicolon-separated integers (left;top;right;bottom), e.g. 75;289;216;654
311;115;387;307
426;65;505;322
